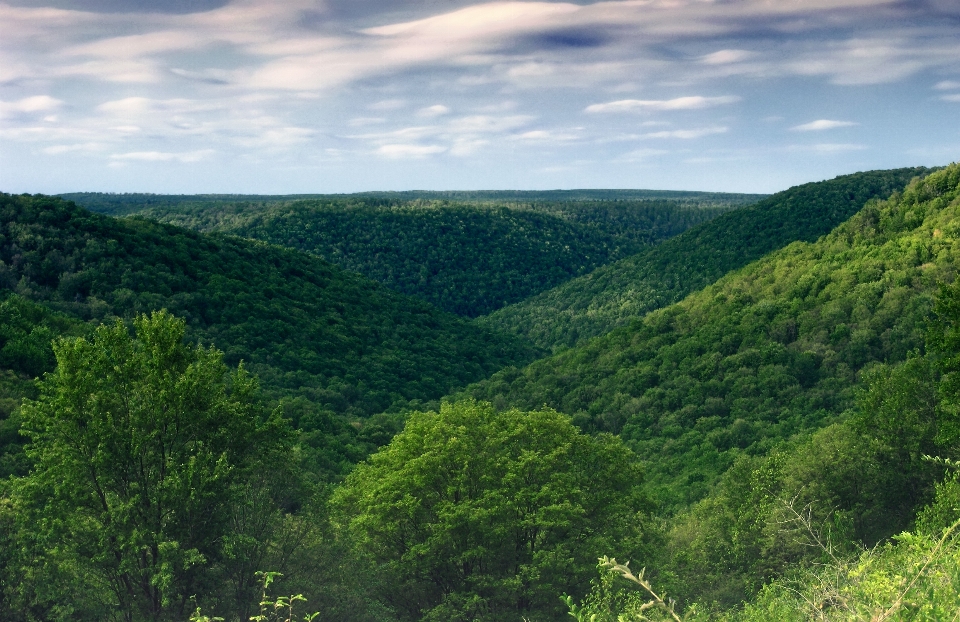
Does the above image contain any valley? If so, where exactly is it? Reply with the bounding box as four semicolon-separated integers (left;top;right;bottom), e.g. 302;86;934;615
2;165;958;620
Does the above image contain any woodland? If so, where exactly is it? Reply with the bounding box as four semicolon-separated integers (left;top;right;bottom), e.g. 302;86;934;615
1;164;959;621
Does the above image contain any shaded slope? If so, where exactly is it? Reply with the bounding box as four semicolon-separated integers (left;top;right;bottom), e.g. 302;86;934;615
192;201;736;317
0;294;87;478
476;167;930;351
462;164;960;507
0;194;537;421
67;194;747;317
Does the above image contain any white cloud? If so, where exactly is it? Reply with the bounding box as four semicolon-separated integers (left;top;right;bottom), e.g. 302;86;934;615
513;129;580;142
110;149;215;163
790;119;858;131
643;126;729;139
701;50;755;65
942;94;960;102
418;104;451;118
585;96;740;114
1;95;64;118
935;80;960;90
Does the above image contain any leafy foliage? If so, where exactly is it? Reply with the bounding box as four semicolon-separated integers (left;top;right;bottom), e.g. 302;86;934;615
464;165;959;510
0;193;537;427
478;167;931;350
0;294;86;477
4;311;298;620
67;194;745;317
330;400;651;622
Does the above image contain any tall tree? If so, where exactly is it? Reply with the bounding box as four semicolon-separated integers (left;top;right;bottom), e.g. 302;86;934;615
11;310;291;621
331;400;651;622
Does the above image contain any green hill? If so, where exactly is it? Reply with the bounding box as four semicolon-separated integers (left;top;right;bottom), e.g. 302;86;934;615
64;193;751;317
476;167;930;350
0;193;537;435
462;164;960;508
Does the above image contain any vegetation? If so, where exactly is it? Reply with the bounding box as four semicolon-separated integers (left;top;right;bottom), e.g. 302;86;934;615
0;193;536;420
463;165;959;511
5;166;960;619
478;167;931;350
330;399;651;622
0;294;87;478
66;193;749;317
2;312;301;619
569;236;960;617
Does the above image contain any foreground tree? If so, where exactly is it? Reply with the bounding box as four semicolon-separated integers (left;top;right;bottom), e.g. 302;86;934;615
9;310;292;621
331;399;651;622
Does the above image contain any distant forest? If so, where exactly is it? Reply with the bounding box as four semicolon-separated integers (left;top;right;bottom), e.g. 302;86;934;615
2;166;958;621
66;191;754;317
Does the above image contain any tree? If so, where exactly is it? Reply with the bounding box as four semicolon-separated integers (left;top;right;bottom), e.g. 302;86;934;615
11;310;291;621
330;399;651;622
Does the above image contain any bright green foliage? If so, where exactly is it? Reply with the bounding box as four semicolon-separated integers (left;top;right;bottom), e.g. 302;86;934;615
465;165;960;508
664;422;927;608
0;193;536;424
330;400;650;622
566;557;690;622
68;194;743;318
5;311;296;620
478;167;930;350
728;517;960;621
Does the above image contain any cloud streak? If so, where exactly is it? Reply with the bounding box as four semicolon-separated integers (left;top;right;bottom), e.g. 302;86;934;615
790;119;858;131
585;96;740;114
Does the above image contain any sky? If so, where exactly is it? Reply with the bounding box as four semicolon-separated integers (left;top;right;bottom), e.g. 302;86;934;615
0;0;958;194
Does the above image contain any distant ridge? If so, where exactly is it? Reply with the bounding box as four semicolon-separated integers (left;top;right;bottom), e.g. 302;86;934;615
476;167;931;351
65;191;748;318
61;188;764;216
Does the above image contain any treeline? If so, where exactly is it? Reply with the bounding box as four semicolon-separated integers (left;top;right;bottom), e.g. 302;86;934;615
478;167;931;350
66;193;743;317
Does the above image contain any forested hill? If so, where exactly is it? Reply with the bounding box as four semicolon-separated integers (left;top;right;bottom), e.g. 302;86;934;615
462;164;960;508
476;167;931;350
0;194;538;422
61;188;765;216
64;194;749;318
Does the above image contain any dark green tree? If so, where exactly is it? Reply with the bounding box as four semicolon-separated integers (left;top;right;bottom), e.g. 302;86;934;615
331;400;651;622
11;310;291;621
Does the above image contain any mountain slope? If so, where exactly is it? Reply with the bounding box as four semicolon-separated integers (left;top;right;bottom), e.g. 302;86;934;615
476;167;930;351
0;194;537;422
462;164;960;507
66;194;750;317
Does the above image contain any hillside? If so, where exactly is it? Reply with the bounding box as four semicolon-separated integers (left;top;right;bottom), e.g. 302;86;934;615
477;167;930;350
65;193;751;317
463;164;960;508
61;189;764;216
0;194;537;423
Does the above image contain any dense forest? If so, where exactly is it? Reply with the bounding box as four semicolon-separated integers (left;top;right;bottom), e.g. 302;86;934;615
0;194;541;481
2;165;959;620
65;192;752;317
478;167;930;350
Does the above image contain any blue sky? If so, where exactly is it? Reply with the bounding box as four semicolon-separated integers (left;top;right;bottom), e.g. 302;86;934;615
1;0;958;194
